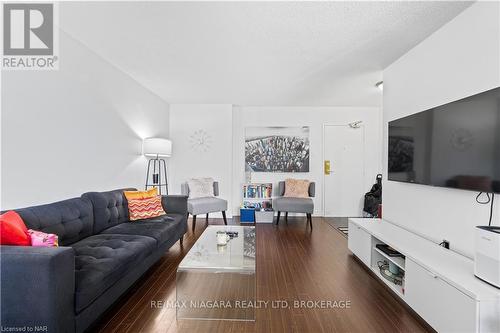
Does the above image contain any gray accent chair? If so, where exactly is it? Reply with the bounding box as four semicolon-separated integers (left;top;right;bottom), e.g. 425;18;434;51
273;181;315;229
181;181;228;232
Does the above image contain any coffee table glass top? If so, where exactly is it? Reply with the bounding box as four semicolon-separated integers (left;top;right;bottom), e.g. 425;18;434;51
178;225;256;273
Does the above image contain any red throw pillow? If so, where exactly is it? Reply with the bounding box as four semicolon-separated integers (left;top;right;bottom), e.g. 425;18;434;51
0;211;31;246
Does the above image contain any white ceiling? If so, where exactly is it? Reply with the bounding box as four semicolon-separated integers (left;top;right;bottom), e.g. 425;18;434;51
60;1;472;107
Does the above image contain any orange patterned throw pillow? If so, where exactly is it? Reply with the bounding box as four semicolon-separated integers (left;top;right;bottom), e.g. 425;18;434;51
284;178;310;198
128;196;166;221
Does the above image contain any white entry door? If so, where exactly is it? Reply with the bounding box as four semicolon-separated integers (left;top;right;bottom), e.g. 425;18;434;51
323;124;365;217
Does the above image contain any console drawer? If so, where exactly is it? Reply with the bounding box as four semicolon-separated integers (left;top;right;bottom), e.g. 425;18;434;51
348;221;371;266
405;258;477;333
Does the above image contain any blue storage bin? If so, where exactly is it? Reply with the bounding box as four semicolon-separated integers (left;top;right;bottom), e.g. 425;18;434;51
240;208;255;223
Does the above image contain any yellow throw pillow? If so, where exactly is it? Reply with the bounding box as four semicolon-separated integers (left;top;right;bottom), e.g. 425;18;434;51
124;187;158;200
283;179;310;198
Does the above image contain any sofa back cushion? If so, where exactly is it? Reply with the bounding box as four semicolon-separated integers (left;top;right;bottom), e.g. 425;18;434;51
14;197;93;246
82;189;135;234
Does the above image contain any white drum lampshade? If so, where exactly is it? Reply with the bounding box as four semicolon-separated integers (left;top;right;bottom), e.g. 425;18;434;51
142;138;172;158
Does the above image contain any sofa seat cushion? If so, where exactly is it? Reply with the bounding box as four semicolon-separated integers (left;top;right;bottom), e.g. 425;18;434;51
99;214;183;247
187;197;227;215
72;234;156;313
273;197;314;214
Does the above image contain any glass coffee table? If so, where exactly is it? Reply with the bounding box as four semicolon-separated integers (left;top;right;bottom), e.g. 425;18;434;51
176;225;256;321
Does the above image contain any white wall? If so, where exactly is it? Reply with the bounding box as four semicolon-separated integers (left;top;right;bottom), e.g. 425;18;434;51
167;105;381;217
1;31;170;209
232;106;382;216
383;2;500;258
169;104;233;216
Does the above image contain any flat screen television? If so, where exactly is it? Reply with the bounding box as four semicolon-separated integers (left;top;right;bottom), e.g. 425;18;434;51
388;87;500;193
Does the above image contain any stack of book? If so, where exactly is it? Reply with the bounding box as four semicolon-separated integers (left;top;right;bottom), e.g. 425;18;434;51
243;183;272;199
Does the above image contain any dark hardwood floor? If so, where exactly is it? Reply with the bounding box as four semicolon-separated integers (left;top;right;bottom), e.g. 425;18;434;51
93;217;431;333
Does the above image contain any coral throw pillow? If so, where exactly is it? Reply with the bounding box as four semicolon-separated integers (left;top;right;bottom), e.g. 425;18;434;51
128;196;166;221
28;229;59;247
0;211;31;246
188;178;214;199
124;187;158;200
284;179;310;198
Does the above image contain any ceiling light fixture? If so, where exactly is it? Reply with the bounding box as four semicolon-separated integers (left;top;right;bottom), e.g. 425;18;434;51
376;81;384;91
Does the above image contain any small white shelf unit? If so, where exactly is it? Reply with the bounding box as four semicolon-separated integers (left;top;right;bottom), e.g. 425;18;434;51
241;183;274;224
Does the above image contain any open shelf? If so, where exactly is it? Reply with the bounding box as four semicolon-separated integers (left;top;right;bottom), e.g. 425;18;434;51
373;246;405;271
370;236;405;296
371;265;405;296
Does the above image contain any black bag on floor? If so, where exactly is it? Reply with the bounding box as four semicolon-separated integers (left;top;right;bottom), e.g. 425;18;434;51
363;174;382;217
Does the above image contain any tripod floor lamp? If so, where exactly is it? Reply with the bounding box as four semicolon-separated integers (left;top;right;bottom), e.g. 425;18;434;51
143;137;172;195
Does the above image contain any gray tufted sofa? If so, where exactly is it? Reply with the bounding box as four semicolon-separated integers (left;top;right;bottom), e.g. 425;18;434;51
0;188;188;333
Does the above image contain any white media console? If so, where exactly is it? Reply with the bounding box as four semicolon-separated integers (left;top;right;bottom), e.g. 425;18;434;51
348;218;500;333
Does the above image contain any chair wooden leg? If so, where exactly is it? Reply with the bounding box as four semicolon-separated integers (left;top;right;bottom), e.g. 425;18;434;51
222;211;227;225
307;214;312;230
206;213;209;224
192;215;197;233
276;211;281;225
285;212;288;224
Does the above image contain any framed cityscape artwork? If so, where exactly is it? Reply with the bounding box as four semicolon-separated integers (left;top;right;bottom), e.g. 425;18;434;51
245;126;310;173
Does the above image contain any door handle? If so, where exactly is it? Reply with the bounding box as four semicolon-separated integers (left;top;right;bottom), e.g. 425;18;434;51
324;160;331;175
